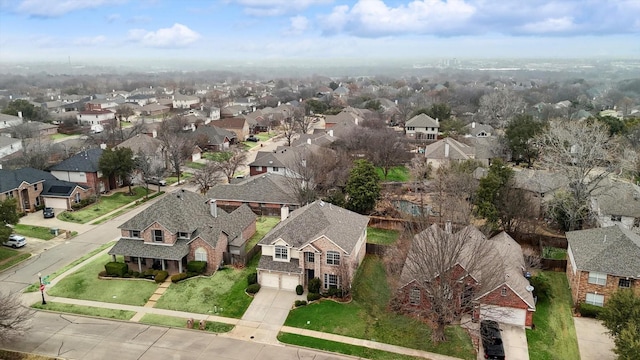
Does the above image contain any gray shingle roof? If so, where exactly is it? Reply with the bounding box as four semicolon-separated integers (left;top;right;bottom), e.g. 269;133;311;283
259;200;369;253
192;125;235;145
406;113;440;128
257;256;302;273
591;178;640;218
424;137;474;160
0;167;53;192
512;169;569;194
206;173;298;206
108;238;190;260
49;148;103;172
566;225;640;278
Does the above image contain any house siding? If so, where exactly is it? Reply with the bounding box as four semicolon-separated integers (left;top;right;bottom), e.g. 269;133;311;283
188;235;227;274
477;285;533;327
567;263;639;306
143;223;177;245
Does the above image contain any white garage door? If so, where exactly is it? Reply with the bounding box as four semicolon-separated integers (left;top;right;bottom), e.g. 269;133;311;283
260;272;280;289
281;274;300;291
44;197;68;210
480;305;527;326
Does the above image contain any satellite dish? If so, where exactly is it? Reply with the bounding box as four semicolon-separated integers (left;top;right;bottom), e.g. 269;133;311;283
526;285;534;292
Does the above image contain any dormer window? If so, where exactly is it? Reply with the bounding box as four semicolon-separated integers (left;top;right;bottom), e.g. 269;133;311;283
130;230;140;238
153;230;164;243
275;245;288;260
178;232;189;239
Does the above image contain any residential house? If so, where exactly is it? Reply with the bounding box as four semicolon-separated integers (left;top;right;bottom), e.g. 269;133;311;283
210;107;221;121
590;178;640;230
0;167;91;212
141;103;170;116
173;94;200;109
49;148;110;192
192;125;236;151
232;97;256;107
257;200;369;291
566;225;640;307
0;113;23;130
220;105;245;118
207;173;300;216
126;94;157;107
109;190;257;275
324;111;359;129
115;134;167;170
0;121;58;138
248;144;327;177
398;225;536;327
0;136;22;160
212;117;251;141
77;110;115;126
464;122;494;138
86;99;118;111
405;114;440;140
511;169;569;215
423;137;475;169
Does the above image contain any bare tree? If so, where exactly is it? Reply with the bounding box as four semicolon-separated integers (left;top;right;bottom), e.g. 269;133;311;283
0;291;34;343
294;107;314;134
210;148;248;183
367;128;411;180
522;247;542;272
535;120;618;230
135;149;166;196
429;161;479;226
193;162;223;194
478;89;526;128
394;224;503;343
409;155;432;191
281;116;297;147
158;117;193;185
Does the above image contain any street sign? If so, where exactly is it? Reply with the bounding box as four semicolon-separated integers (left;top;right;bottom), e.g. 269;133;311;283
40;284;45;291
43;275;50;285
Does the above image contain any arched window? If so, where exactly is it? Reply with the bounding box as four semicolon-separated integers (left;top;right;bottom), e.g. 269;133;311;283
195;247;207;262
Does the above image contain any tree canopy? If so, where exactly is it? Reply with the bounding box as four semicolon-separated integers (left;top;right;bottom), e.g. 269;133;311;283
345;159;380;214
0;198;20;241
98;147;135;192
1;99;49;122
599;290;640;360
504;114;546;166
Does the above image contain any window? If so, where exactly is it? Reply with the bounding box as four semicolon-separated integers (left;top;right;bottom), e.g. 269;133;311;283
501;287;507;296
324;273;338;289
305;252;315;263
585;293;604;307
272;167;279;172
610;215;622;222
326;251;340;265
407;126;415;131
275;245;288;260
588;272;607;286
130;230;140;238
195;247;207;262
410;288;421;305
35;197;40;206
619;278;631;288
75;192;81;203
6;191;13;198
34;184;38;191
178;232;189;239
153;230;164;242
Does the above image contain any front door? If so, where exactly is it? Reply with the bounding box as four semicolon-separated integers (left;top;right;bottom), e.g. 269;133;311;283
306;269;315;284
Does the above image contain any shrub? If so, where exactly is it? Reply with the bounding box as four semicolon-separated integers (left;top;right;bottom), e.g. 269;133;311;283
307;292;321;302
130;271;140;278
187;261;207;274
247;272;258;285
143;269;156;278
246;283;261;294
104;262;128;277
295;300;307;307
325;288;344;298
154;270;169;283
98;270;107;277
308;277;321;294
530;273;553;301
579;303;602;318
171;273;188;283
296;284;304;295
71;196;97;210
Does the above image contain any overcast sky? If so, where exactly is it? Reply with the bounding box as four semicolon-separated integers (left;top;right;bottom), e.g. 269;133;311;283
0;0;638;63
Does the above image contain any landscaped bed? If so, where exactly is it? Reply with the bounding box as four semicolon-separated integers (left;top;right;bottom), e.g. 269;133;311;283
32;301;136;320
14;224;56;240
284;255;474;360
366;227;400;245
46;253;158;306
58;187;151;224
526;271;579;360
154;255;259;318
139;314;234;333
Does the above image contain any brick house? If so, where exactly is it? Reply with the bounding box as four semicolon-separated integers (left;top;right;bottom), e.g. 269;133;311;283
398;226;535;327
405;113;439;140
566;225;640;307
108;190;256;275
49;148;110;193
257;200;369;291
211;117;251;141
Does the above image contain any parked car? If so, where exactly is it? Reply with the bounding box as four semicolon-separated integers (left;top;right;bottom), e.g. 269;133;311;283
480;320;505;360
145;177;167;186
246;135;259;142
4;234;27;248
43;207;55;218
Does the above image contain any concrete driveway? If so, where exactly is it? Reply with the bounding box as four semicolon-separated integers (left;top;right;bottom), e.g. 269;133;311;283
230;288;304;344
574;317;615;360
477;323;529;360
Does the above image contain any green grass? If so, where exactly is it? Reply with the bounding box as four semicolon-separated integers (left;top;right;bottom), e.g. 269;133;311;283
255;132;274;141
154;255;259;318
186;162;206;170
46;253;158;306
139;314;234;333
284;256;474;359
377;166;410;182
24;241;116;293
58;187;150;224
203;151;231;162
166;173;192;185
278;333;425;360
32;301;136;320
366;227;400;245
526;271;580;360
0;249;31;271
89;191;164;225
51;133;72;140
542;247;567;260
14;224;56;240
245;216;280;249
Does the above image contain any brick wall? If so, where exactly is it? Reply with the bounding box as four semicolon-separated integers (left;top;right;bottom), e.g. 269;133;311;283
241;222;257;243
249;166;267;176
143;223;177;244
188;234;228;274
568;267;639;306
478;286;532;326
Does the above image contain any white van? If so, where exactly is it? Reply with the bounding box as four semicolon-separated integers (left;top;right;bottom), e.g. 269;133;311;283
4;234;27;248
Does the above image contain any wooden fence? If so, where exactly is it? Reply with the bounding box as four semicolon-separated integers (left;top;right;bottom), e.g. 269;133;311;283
541;259;568;272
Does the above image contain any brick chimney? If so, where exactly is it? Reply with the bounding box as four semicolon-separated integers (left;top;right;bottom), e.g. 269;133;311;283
210;199;218;218
281;205;289;221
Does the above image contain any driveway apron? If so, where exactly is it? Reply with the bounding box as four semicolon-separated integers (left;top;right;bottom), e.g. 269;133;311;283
574;317;615;360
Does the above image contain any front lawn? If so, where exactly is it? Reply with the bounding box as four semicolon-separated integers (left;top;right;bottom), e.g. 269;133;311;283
139;314;234;333
154;255;259;318
526;271;579;360
377;166;410;182
186;162;206;170
0;247;30;271
58;187;150;224
32;302;136;320
166;172;192;185
245;216;280;249
255;132;274;141
284;256;474;360
14;224;56;240
47;253;158;306
366;227;400;245
203;151;231;162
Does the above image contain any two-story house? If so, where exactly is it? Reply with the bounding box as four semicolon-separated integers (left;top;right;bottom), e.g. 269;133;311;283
0;136;22;160
566;225;640;307
76;110;115;126
257;200;369;291
590;178;640;231
173;94;200;109
405;113;439;140
49;148;109;193
109;190;256;275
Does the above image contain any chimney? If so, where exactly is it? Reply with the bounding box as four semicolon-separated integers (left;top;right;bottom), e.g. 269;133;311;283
17;111;22;119
281;205;289;221
307;138;311;145
395;99;398;105
252;106;256;112
444;142;450;158
277;101;281;107
435;117;439;123
328;129;334;137
472;121;476;129
152;129;157;138
445;220;452;234
100;143;107;149
210;199;218;218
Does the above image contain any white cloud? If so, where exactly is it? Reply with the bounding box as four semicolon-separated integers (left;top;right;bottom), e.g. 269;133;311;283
285;16;310;35
73;35;107;46
231;0;333;16
106;14;121;23
16;0;125;17
519;17;576;34
128;23;201;48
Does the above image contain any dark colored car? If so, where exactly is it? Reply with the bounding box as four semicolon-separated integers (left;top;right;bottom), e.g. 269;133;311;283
246;135;259;142
481;320;505;360
43;207;55;218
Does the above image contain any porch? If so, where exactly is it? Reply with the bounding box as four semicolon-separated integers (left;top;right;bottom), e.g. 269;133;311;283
108;237;190;275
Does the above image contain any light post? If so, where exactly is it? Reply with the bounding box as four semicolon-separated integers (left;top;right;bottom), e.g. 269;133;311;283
38;272;47;305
